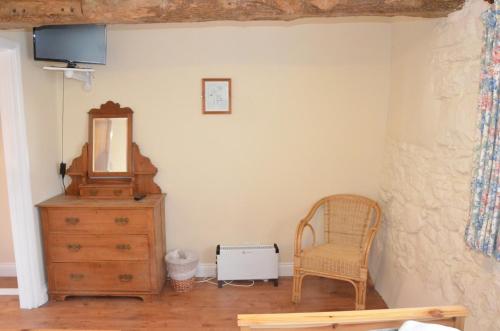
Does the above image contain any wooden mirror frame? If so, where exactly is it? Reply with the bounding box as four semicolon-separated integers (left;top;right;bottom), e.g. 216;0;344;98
88;101;133;178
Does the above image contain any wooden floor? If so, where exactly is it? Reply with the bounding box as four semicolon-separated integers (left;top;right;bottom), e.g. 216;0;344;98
0;277;387;331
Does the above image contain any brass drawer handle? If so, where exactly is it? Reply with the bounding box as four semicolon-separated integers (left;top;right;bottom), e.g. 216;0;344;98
89;189;98;196
115;217;129;225
116;244;131;250
113;189;123;196
67;243;82;252
65;217;80;225
69;273;84;281
118;274;133;282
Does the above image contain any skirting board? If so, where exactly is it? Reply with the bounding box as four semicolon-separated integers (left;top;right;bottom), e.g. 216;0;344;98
2;261;291;278
0;263;16;277
196;262;293;278
0;288;18;296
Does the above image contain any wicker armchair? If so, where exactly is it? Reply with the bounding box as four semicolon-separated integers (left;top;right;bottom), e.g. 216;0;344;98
292;194;381;310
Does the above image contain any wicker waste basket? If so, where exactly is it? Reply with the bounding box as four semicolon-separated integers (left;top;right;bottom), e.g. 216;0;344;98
166;249;199;292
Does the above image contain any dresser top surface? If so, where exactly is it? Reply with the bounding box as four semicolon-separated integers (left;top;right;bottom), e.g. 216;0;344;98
37;194;165;208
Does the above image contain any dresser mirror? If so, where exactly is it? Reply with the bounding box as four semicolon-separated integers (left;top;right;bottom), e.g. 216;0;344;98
92;118;129;173
88;102;133;178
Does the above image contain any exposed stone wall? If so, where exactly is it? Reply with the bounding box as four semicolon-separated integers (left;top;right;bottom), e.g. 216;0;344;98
370;1;500;330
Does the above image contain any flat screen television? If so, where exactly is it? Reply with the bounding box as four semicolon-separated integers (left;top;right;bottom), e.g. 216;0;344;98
33;24;106;67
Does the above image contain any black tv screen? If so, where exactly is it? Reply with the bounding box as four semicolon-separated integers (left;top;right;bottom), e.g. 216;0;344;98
33;24;106;65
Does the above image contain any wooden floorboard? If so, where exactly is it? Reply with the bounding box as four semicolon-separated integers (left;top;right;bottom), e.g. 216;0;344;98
0;277;17;289
0;277;387;331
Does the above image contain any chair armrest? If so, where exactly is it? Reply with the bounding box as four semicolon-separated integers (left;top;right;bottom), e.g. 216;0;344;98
294;219;310;256
294;199;325;256
361;204;382;267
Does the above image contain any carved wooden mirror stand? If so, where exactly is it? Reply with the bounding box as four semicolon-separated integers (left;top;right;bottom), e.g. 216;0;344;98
66;101;161;198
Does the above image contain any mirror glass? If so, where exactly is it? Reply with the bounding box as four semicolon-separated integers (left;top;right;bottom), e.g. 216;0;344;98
92;118;128;173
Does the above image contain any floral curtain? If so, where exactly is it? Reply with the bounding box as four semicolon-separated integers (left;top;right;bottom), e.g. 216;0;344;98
465;3;500;261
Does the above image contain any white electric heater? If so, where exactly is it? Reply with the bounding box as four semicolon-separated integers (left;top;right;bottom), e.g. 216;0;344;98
216;244;279;287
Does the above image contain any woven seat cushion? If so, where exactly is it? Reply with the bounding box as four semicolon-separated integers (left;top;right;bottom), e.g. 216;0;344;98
300;243;363;280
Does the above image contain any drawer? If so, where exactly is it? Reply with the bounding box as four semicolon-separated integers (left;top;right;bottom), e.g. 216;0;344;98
49;234;149;262
79;186;133;199
52;262;150;292
47;209;151;234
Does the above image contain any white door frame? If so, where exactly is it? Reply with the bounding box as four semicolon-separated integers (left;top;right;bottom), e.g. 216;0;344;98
0;37;48;308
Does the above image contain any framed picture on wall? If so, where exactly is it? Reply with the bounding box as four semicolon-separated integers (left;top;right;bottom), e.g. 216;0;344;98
202;78;232;114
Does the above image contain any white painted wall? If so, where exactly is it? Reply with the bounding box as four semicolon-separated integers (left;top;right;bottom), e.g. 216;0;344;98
59;21;392;262
370;1;500;330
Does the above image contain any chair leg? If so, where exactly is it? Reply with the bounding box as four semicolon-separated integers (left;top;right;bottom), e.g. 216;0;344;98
292;272;299;303
355;281;367;310
297;275;305;301
292;272;303;303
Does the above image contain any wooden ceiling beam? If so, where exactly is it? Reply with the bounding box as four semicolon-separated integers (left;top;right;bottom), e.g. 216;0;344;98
0;0;466;29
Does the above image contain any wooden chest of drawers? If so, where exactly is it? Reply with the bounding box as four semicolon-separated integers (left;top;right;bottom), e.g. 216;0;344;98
38;194;166;301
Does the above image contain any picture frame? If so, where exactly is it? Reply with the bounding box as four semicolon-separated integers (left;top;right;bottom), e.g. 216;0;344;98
202;78;232;114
